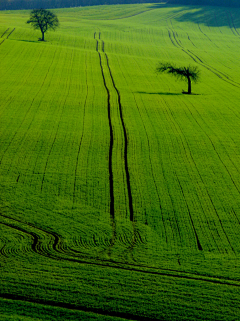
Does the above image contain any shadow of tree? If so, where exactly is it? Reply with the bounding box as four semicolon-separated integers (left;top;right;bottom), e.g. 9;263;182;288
136;91;183;95
17;39;41;43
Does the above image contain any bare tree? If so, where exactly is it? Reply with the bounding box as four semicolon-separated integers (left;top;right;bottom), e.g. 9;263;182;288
27;9;59;41
156;62;200;94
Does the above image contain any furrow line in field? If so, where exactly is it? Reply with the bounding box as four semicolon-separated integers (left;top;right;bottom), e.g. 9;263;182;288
0;220;50;259
132;94;167;243
162;99;207;249
187;34;196;47
175;173;203;251
198;23;219;47
168;20;182;47
166;29;177;47
169;22;240;87
0;47;58;167
185;49;240;86
195;106;240;197
0;28;14;46
0;294;158;321
232;209;240;226
0;28;9;37
0;212;64;259
6;56;66;180
105;53;134;222
166;96;235;252
214;13;223;34
72;53;88;207
229;13;240;36
124;56;181;244
140;104;182;245
180;101;238;253
1;211;240;287
95;37;114;219
167;101;224;253
41;48;75;192
227;13;237;36
6;28;15;39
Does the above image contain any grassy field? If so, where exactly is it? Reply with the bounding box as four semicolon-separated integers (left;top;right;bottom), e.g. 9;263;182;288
0;3;240;320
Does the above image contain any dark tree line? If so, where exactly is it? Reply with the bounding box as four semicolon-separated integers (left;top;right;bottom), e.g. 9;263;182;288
1;0;239;11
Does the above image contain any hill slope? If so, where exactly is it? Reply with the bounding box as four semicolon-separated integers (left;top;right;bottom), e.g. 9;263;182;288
0;3;240;320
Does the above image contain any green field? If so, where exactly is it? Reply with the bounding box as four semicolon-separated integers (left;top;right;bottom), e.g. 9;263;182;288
0;3;240;320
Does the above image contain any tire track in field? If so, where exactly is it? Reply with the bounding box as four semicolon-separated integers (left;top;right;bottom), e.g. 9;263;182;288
0;213;60;260
226;13;238;37
198;24;219;48
95;33;114;219
167;23;240;88
6;28;15;39
0;28;15;46
104;53;134;222
186;33;196;47
95;32;134;222
118;56;181;246
229;13;240;38
0;294;158;321
0;28;9;37
1;210;240;288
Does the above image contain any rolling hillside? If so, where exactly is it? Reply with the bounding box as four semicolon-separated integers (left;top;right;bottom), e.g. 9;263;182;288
0;3;240;320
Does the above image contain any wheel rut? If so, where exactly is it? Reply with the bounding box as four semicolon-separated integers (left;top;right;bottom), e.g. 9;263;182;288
1;210;240;289
95;32;133;221
0;28;15;46
167;24;240;88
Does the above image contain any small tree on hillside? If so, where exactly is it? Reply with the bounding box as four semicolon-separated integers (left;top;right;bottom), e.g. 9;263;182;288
156;62;200;94
27;9;59;41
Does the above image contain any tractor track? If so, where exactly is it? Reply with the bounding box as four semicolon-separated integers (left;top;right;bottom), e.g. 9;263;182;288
104;52;134;222
95;34;114;219
0;28;15;46
0;293;159;321
167;25;240;88
1;211;240;288
95;32;133;221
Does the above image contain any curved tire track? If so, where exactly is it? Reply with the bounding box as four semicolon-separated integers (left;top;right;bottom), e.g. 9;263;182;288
0;211;239;288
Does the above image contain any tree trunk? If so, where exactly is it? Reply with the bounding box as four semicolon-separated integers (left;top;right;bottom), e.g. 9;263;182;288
41;30;44;41
187;77;191;94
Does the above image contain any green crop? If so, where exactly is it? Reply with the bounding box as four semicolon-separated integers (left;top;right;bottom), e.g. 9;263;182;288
0;3;240;320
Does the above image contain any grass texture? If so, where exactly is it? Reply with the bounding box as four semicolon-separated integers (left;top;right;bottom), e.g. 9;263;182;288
0;3;240;320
